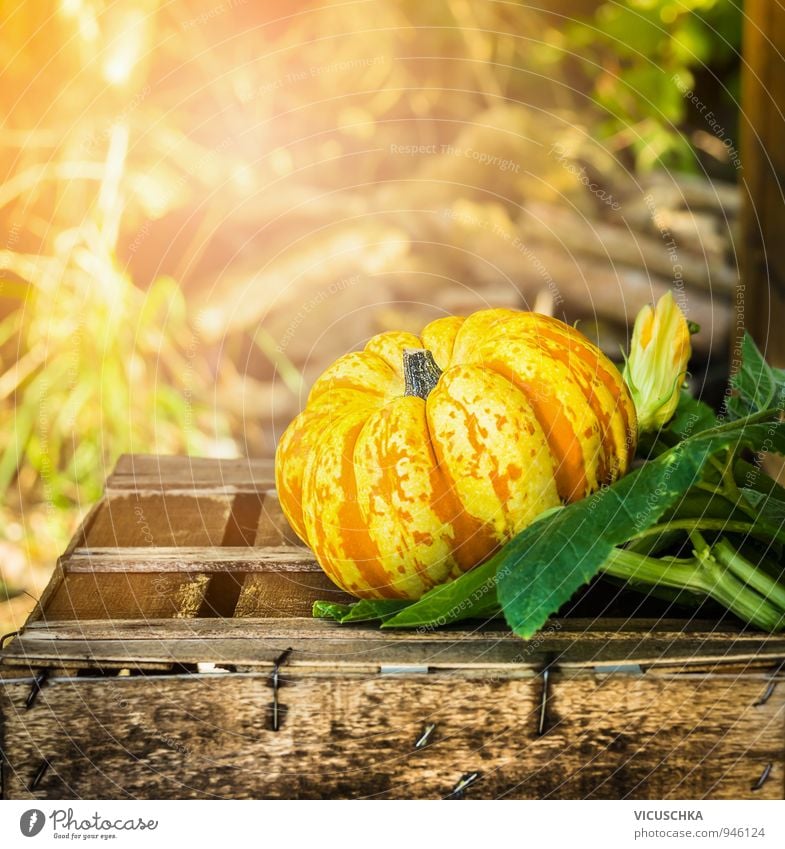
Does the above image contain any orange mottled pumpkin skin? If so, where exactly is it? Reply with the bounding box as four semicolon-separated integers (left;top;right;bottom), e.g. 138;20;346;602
275;309;637;600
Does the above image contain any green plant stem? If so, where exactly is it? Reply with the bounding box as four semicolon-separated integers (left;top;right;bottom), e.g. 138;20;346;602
701;408;781;435
690;534;785;631
603;546;785;632
603;548;704;594
631;518;772;542
713;538;785;613
651;490;785;544
719;449;741;500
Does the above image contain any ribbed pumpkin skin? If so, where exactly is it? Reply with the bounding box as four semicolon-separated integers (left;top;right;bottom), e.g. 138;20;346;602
275;308;637;600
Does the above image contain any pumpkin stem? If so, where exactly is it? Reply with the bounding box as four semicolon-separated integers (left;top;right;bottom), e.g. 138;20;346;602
403;348;442;399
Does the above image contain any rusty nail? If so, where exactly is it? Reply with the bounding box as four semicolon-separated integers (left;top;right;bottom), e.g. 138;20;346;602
28;759;49;793
445;771;481;799
26;668;50;710
271;647;292;732
415;723;436;749
751;762;772;792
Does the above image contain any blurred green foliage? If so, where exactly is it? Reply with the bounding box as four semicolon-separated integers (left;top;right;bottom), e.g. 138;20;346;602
565;0;742;169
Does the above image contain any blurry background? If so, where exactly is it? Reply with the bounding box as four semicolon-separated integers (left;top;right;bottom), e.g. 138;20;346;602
0;0;745;631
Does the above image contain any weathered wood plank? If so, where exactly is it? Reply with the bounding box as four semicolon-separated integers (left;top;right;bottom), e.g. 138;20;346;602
1;673;782;799
3;617;784;671
17;615;785;644
41;574;211;621
7;638;785;672
66;546;318;572
233;572;353;617
85;494;234;547
106;454;275;493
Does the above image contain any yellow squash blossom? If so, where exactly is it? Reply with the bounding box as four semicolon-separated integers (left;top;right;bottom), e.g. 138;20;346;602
623;291;691;432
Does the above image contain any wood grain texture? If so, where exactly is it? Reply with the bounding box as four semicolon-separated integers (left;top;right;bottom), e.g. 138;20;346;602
42;573;211;621
1;672;782;799
3;617;785;673
234;573;354;617
85;494;234;547
105;454;275;494
54;460;341;623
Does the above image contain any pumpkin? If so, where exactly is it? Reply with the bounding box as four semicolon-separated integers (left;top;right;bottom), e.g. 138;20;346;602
275;308;637;600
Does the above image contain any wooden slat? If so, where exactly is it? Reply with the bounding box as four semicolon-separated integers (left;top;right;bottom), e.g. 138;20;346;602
41;574;211;621
105;454;275;493
17;615;785;642
84;494;234;547
234;572;353;617
3;617;785;671
1;673;782;799
66;546;317;572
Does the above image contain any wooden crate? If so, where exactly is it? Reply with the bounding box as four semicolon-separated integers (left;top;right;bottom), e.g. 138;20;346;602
1;454;784;800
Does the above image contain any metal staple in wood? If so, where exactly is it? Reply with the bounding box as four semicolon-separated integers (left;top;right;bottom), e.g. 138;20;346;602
753;658;785;706
28;759;49;793
415;723;436;749
445;771;482;799
751;762;772;791
271;647;292;732
25;669;50;710
537;653;557;736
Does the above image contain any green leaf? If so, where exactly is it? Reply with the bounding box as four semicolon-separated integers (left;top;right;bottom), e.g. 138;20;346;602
312;601;354;621
741;489;785;528
380;557;500;629
313;598;411;623
380;507;565;629
498;421;785;639
668;391;717;438
727;332;785;419
340;599;412;623
735;458;785;503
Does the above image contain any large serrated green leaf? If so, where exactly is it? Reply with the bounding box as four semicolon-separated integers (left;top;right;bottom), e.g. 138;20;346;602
498;422;785;638
727;332;785;419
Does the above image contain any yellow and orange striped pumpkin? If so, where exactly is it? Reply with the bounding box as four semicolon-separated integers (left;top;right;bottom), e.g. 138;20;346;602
275;308;637;600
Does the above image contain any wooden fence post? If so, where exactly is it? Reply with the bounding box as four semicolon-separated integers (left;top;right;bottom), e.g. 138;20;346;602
740;0;785;368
